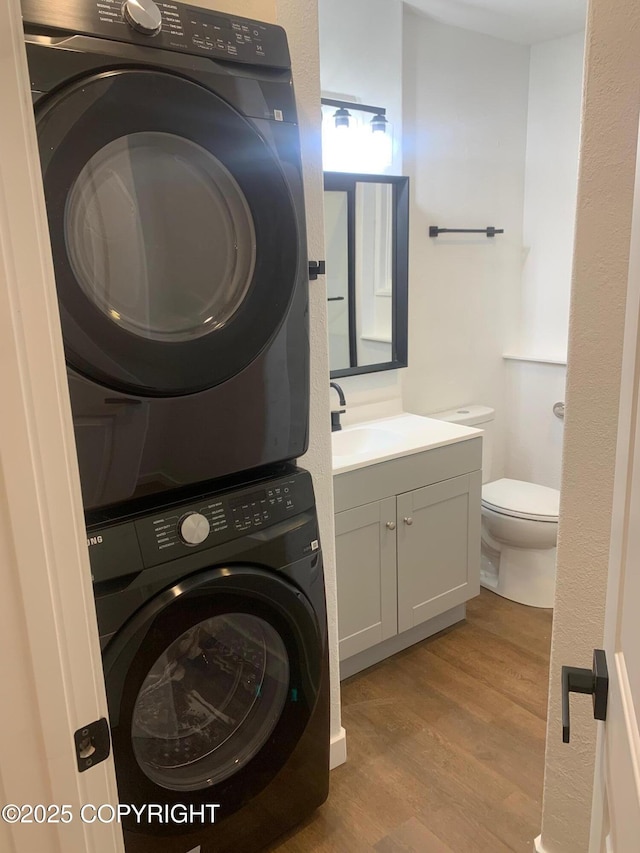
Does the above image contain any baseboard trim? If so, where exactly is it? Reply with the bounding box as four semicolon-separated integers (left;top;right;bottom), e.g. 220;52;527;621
330;726;347;770
534;834;550;852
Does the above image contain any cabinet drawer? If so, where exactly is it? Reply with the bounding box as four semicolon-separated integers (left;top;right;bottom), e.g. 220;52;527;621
334;437;482;513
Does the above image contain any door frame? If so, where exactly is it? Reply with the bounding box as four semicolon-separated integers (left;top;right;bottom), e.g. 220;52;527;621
0;2;123;851
537;0;640;848
587;112;640;853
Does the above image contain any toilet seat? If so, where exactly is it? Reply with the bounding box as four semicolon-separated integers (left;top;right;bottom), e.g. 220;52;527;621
482;478;559;523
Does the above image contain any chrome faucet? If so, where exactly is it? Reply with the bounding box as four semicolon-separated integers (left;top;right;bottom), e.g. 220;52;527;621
330;382;346;432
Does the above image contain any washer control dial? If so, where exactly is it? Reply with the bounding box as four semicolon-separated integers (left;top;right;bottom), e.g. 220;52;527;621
122;0;163;35
179;512;210;546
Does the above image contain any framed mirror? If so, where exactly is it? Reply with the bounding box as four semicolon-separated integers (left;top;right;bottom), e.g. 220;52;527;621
324;172;409;378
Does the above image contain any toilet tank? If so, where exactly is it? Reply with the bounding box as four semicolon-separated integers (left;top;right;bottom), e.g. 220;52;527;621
430;405;495;483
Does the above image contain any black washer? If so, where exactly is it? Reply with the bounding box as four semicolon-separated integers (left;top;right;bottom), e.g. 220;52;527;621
91;466;329;852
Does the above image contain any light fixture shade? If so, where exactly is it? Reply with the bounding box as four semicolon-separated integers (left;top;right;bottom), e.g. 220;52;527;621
370;113;388;134
334;107;351;129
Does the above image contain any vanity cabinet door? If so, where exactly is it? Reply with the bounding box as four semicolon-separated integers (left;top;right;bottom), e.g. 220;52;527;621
397;472;481;633
334;498;398;660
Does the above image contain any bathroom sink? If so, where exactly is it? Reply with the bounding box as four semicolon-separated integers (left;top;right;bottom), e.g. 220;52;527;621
331;413;482;475
331;427;400;458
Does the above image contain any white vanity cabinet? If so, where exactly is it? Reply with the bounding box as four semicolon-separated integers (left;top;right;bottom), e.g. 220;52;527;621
333;436;482;678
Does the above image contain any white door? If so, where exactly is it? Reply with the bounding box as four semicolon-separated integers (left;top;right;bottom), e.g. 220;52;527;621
588;120;640;853
0;2;124;852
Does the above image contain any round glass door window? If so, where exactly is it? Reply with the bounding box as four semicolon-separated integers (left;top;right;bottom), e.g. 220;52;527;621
131;613;289;791
65;132;256;342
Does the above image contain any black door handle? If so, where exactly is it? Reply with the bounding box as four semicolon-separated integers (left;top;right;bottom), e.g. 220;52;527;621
561;649;608;743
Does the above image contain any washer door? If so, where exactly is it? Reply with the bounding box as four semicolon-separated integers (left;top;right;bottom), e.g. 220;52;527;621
102;566;322;833
36;70;299;397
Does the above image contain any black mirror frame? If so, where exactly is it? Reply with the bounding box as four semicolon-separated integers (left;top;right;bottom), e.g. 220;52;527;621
324;172;409;379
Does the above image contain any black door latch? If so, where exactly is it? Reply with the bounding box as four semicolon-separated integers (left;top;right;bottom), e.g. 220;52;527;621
561;649;608;743
74;718;111;772
308;260;326;280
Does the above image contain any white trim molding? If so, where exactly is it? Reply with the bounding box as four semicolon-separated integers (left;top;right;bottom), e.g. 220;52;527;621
534;834;550;852
330;726;347;769
503;354;568;367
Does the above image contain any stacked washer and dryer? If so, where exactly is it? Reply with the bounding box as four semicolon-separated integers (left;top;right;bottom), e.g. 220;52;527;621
22;1;329;850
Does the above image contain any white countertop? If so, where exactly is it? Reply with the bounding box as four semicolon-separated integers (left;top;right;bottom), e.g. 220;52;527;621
331;413;482;475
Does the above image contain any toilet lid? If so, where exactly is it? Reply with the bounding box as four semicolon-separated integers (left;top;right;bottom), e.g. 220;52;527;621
482;478;560;521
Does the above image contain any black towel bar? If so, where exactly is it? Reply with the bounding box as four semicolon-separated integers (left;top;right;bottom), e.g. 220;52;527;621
429;226;504;238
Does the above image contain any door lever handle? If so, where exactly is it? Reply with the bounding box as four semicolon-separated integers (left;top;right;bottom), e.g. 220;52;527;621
561;649;608;743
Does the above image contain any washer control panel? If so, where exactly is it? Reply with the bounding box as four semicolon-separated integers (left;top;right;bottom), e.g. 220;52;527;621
86;469;315;582
22;0;291;69
125;470;313;568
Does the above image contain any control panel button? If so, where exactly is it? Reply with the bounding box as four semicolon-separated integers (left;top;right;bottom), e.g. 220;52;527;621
122;0;163;35
179;512;210;546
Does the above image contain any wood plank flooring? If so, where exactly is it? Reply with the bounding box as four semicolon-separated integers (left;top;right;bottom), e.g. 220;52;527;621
271;589;553;853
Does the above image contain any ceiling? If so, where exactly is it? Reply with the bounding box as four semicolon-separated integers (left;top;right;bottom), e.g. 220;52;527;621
404;0;587;45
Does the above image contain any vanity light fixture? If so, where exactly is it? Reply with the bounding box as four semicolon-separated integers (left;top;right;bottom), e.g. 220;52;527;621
333;107;351;129
370;112;388;134
321;98;388;134
321;98;392;172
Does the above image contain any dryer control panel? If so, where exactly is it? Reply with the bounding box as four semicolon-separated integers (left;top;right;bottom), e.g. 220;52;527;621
87;468;316;581
22;0;291;69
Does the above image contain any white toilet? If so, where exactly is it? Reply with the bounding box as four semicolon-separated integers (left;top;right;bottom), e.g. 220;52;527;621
432;405;559;609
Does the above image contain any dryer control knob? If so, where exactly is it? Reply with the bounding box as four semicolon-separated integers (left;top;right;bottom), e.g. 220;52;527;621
122;0;163;35
179;512;210;546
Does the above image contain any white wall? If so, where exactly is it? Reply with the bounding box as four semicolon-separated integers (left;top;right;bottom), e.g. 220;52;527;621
318;0;403;175
502;34;583;491
319;2;583;497
517;32;585;361
319;0;405;419
504;361;566;489
402;9;530;479
540;0;640;848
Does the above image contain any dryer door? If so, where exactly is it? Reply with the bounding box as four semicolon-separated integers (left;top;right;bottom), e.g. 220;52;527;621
102;565;323;833
36;69;300;396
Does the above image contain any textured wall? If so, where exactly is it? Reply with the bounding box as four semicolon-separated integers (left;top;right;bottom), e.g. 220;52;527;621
540;0;640;850
275;0;342;748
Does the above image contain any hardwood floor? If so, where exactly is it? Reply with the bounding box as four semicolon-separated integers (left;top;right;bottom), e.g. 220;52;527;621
271;589;553;853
